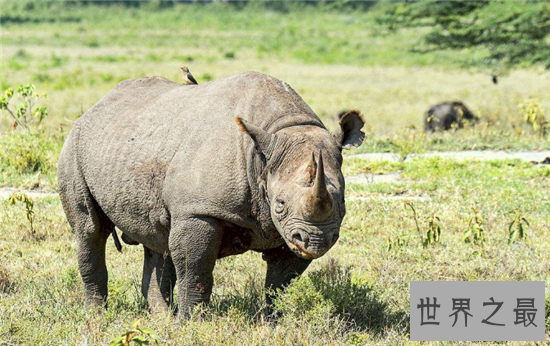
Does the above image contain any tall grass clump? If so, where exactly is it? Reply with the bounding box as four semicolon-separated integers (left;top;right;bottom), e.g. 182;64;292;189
0;131;64;189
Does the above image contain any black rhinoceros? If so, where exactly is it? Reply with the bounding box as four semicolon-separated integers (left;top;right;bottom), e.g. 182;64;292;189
57;71;365;316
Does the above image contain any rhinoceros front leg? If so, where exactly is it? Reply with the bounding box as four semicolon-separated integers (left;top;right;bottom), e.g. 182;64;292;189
168;216;223;318
142;246;176;313
263;244;311;307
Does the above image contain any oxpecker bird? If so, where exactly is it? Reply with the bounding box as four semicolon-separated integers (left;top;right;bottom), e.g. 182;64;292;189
180;66;198;85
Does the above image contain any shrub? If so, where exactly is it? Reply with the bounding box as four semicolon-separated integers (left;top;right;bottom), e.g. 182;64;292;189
272;275;335;324
109;320;160;346
0;131;64;189
1;84;48;130
519;99;547;135
0;131;61;175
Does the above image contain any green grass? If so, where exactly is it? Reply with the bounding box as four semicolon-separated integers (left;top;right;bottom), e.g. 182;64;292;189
2;1;550;152
2;150;550;344
0;2;482;67
0;131;64;190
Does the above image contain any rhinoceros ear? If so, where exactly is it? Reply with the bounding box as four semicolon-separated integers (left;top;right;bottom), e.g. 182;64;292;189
235;117;277;159
332;110;365;150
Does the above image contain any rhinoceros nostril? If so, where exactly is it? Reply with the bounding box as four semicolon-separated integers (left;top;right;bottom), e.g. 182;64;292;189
291;230;309;248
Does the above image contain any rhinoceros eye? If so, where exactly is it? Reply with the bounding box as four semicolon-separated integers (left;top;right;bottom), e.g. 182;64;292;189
275;199;285;213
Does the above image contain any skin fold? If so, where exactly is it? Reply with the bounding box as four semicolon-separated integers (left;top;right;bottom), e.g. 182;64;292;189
57;71;365;316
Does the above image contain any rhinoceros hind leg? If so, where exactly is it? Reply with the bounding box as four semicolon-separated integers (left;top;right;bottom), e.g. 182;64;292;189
58;151;113;306
142;246;176;313
64;189;113;307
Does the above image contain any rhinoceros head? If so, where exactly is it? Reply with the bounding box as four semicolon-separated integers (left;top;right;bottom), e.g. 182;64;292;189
235;110;365;259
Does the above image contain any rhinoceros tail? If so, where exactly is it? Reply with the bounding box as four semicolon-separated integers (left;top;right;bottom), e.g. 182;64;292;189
112;230;122;252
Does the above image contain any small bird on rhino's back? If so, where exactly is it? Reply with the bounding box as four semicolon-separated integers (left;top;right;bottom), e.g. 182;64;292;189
180;66;198;85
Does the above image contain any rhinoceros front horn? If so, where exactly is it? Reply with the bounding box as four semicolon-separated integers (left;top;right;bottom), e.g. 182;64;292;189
304;150;333;221
235;117;276;159
313;150;329;199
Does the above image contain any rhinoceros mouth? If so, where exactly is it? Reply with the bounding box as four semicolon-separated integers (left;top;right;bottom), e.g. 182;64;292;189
287;241;328;260
285;227;333;260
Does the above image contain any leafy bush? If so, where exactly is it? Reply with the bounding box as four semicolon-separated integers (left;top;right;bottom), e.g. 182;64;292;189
519;99;547;135
272;261;407;336
109;320;160;346
9;192;35;235
0;132;61;175
272;275;335;324
1;84;48;130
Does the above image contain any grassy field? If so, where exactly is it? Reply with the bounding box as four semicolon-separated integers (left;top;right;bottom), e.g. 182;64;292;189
2;2;550;345
2;155;550;344
2;2;550;145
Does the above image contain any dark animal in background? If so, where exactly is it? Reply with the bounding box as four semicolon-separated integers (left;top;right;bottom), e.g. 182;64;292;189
424;101;477;132
492;75;498;85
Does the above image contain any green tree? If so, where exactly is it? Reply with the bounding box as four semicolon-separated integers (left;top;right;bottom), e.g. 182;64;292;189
377;0;550;69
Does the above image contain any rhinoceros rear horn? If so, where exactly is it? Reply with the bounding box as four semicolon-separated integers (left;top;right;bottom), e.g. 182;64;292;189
235;117;276;159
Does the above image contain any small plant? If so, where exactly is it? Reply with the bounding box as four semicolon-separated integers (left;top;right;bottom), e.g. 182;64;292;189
9;191;35;235
1;84;48;130
519;99;547;135
404;203;441;248
423;213;442;248
201;73;213;82
109;320;160;346
463;208;486;245
391;129;426;162
224;51;236;59
508;211;530;245
387;233;410;251
405;202;421;232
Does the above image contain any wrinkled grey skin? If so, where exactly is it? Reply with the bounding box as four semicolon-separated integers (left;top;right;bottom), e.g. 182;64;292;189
424;101;477;132
57;71;365;316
